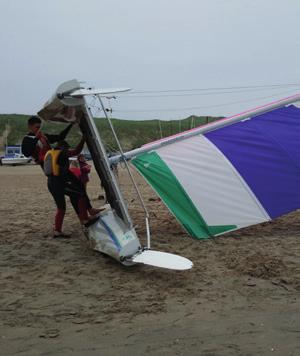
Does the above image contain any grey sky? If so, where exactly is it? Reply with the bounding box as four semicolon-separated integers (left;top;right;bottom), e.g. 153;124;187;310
1;0;300;120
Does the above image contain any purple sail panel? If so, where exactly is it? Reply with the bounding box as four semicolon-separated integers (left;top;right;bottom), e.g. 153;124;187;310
205;105;300;219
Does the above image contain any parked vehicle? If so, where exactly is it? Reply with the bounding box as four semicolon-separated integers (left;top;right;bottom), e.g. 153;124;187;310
0;153;31;166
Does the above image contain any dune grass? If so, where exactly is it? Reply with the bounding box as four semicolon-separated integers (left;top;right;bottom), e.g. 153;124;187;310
0;114;221;152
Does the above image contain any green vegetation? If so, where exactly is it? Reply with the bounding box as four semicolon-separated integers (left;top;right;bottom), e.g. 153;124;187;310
0;114;222;152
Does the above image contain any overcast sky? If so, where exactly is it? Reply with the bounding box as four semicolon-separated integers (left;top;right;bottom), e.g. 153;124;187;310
1;0;300;120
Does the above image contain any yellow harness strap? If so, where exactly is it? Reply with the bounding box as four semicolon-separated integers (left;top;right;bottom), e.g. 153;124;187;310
44;149;61;176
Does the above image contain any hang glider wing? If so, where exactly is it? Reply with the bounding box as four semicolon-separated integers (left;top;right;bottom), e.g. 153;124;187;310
130;102;300;239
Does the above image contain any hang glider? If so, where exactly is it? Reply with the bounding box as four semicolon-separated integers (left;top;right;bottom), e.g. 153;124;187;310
111;94;300;239
38;79;300;252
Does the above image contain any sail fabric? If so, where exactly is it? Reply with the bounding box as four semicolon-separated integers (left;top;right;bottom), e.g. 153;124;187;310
205;105;300;219
132;105;300;239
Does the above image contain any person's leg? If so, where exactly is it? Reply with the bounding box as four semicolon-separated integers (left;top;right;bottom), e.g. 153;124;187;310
77;196;89;222
65;175;87;220
68;191;98;225
54;208;65;234
68;192;79;215
66;173;102;214
47;177;67;236
65;177;97;224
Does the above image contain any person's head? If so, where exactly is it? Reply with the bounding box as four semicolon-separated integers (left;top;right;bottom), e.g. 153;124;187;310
78;153;86;162
70;159;79;168
28;116;42;134
56;140;70;152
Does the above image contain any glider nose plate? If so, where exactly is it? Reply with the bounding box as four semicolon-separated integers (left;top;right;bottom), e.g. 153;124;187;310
131;250;193;270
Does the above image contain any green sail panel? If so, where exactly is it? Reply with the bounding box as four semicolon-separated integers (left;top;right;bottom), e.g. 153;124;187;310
132;151;236;239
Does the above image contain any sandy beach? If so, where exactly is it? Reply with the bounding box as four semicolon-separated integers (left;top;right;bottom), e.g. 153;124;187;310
0;164;299;355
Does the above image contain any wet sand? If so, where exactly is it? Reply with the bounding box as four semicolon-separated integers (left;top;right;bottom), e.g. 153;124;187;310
0;164;299;355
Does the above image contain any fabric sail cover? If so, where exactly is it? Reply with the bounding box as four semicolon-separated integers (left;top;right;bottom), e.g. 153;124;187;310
132;105;300;239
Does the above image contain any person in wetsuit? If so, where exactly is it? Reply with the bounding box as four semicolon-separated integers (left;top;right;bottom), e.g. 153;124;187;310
46;139;99;237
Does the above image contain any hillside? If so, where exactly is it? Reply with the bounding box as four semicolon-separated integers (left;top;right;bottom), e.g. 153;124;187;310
0;114;221;152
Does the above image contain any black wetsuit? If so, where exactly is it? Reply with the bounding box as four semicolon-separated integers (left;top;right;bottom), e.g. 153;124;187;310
47;144;92;214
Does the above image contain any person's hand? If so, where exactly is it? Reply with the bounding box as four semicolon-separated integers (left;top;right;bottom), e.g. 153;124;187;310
35;128;43;137
32;124;41;135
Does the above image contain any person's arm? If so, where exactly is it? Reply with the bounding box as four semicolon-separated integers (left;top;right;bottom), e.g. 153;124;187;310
80;163;91;174
67;138;85;157
35;130;50;150
46;123;73;144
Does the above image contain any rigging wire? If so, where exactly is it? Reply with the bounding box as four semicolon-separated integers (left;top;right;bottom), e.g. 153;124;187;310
120;86;300;98
86;97;120;154
113;89;300;113
127;82;300;95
